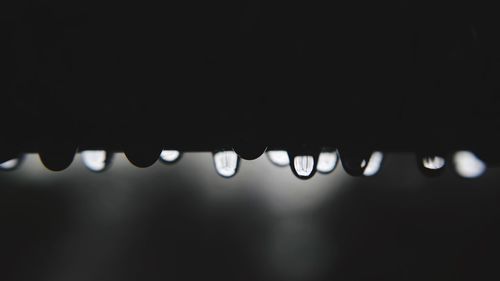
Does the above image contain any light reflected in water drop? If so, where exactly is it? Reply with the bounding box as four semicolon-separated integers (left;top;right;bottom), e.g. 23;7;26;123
0;158;20;171
453;151;486;178
363;151;384;176
293;156;315;177
82;150;110;172
316;151;338;174
160;150;181;163
422;156;445;170
213;151;240;178
267;151;290;167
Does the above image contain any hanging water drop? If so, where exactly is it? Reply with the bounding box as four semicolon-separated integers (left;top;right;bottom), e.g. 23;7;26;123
267;150;290;167
288;148;319;179
213;150;240;178
39;142;77;171
159;150;182;164
363;151;384;176
1;149;20;166
290;155;316;180
417;154;446;176
338;149;371;176
316;150;338;174
453;151;486;178
0;157;21;171
233;144;267;160
82;150;113;172
124;145;162;168
294;155;315;177
422;156;445;169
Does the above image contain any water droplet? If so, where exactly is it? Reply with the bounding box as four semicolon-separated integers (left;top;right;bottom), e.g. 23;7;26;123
1;149;20;165
0;158;21;171
233;144;267;160
316;150;338;174
159;150;182;164
422;156;445;170
213;150;240;178
267;150;290;167
338;149;371;176
363;151;384;176
418;154;446;176
291;155;316;179
82;150;113;172
453;151;486;178
124;145;162;168
39;143;77;171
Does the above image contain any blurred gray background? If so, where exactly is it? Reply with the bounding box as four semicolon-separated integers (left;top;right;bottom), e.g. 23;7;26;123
1;153;500;281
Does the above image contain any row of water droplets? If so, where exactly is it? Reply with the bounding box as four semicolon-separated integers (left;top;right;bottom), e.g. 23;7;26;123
0;149;487;179
267;150;382;177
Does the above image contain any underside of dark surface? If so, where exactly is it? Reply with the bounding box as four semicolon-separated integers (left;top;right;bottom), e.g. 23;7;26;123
2;0;500;158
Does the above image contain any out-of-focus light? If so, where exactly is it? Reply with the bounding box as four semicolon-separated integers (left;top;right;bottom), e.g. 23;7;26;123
82;150;110;172
363;151;384;176
160;150;181;163
0;158;20;171
453;151;486;178
213;151;240;178
422;156;445;170
267;151;290;167
316;151;338;174
293;156;315;177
